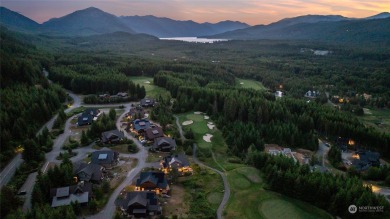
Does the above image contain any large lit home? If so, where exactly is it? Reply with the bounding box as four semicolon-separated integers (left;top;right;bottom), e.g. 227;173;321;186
144;126;164;141
132;119;151;134
135;172;169;195
161;153;192;175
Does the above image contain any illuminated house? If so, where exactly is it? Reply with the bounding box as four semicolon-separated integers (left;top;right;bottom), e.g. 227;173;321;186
352;150;380;171
161;153;192;175
126;106;145;119
135;172;169;195
132;119;151;134
144;126;164;141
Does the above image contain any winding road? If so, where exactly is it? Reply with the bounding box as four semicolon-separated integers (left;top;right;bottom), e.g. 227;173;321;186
175;116;230;219
87;103;148;219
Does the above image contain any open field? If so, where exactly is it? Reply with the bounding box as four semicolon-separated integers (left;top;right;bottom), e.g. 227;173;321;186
225;167;332;219
129;76;170;98
359;108;390;134
237;78;266;91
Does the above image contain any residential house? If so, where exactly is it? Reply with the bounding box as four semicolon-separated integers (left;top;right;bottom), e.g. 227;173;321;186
117;191;161;217
140;98;155;107
77;108;101;126
117;92;128;98
77;113;93;126
50;181;92;207
161;153;192;175
152;137;176;152
101;129;124;144
144;126;164;141
91;149;119;169
132;119;151;133
352;150;380;171
135;172;169;195
126;106;145;119
275;91;283;97
73;162;105;184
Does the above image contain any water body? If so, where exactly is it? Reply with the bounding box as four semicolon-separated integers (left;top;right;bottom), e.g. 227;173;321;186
160;37;228;43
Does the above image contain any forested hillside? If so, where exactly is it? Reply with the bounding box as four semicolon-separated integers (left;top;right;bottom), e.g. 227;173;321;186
0;28;66;167
154;71;390;159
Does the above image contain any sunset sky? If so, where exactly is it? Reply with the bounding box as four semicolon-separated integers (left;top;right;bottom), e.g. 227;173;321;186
1;0;389;25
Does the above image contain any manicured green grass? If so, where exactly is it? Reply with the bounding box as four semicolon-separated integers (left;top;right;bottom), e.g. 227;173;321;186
359;108;390;134
178;112;213;149
129;76;170;98
237;78;266;91
225;167;332;219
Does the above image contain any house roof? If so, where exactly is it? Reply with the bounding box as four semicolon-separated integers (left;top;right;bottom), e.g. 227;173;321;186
133;119;151;131
162;153;190;169
101;130;124;143
50;182;92;207
136;172;168;190
118;191;159;212
91;150;118;165
153;137;176;150
145;126;164;140
140;98;155;106
74;163;103;182
77;113;93;126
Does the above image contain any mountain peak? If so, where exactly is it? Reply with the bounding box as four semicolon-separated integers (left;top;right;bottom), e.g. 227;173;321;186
365;12;390;20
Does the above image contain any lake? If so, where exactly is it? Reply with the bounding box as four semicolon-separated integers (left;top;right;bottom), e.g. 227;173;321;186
159;37;228;43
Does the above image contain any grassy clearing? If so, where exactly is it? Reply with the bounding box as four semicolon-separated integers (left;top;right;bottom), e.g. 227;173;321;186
176;111;332;219
359;108;390;134
225;167;331;219
237;78;266;91
181;166;224;217
129;76;170;98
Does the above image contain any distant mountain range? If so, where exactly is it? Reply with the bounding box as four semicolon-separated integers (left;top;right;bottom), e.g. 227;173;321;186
0;6;389;43
0;7;249;37
209;13;390;42
119;15;249;37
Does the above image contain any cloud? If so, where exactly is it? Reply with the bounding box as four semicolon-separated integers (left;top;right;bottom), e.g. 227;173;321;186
1;0;388;25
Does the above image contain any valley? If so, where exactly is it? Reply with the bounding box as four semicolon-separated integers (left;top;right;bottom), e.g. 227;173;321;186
0;5;389;219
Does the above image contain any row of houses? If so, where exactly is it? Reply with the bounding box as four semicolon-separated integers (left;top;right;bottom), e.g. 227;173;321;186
118;153;192;217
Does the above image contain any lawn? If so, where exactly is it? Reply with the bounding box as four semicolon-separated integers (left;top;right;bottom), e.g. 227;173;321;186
359;108;390;134
237;78;266;91
129;76;170;98
176;112;332;219
225;167;332;219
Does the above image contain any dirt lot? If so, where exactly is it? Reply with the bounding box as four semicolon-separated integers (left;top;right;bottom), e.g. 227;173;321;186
162;184;189;218
109;158;136;188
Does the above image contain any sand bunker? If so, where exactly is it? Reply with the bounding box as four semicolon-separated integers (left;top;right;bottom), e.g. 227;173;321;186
363;108;372;115
204;115;210;120
194;111;203;115
240;82;244;85
144;81;151;84
207;122;215;130
182;120;194;126
203;134;213;142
